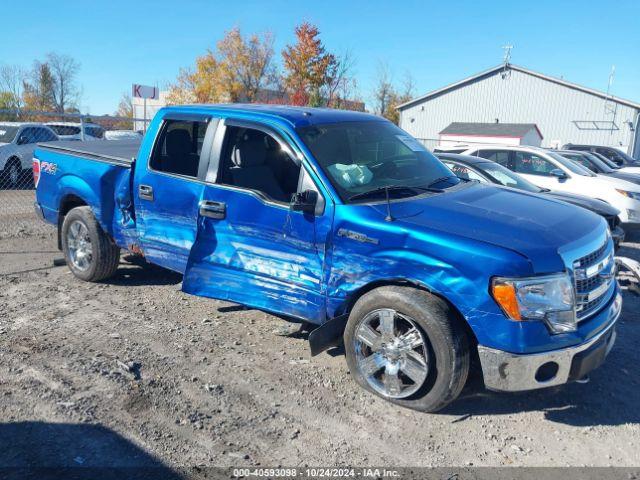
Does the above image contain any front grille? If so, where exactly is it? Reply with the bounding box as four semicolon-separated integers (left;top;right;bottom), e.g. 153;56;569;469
572;240;615;320
576;275;604;293
574;241;608;269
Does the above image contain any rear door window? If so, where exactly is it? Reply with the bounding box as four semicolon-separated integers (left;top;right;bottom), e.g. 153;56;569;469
476;150;512;168
150;119;209;178
513;151;556;176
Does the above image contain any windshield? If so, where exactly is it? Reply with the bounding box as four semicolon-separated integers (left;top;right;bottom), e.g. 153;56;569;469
297;121;459;202
614;149;639;164
49;125;81;135
0;126;19;143
591;152;621;169
477;162;542;193
561;152;615;174
547;151;595;176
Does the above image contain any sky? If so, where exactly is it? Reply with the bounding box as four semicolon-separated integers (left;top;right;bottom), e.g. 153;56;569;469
1;0;639;115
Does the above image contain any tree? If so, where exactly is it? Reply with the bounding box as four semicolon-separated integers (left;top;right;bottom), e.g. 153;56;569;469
371;63;415;124
46;52;81;113
0;64;26;114
113;92;133;129
282;22;338;107
167;27;277;104
22;61;56;113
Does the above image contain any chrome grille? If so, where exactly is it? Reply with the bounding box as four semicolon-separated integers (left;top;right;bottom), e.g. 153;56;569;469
574;241;608;269
572;240;615;320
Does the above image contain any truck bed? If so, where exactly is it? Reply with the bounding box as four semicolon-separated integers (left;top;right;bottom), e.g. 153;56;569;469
37;140;141;167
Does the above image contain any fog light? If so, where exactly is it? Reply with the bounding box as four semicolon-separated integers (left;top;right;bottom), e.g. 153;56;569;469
535;362;559;382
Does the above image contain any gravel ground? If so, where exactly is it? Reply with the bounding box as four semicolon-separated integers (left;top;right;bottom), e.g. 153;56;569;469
0;222;639;477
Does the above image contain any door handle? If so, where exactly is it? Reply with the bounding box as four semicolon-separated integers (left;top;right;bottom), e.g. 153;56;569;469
199;200;226;219
138;184;154;201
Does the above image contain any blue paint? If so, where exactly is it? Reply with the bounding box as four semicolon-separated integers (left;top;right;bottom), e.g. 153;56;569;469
34;104;617;358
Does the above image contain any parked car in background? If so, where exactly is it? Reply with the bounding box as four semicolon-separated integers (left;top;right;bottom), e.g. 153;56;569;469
0;122;58;188
555;150;640;187
34;104;622;412
432;145;470;154
460;145;640;225
104;130;143;141
436;152;625;247
47;122;105;141
588;151;640;176
563;144;640;167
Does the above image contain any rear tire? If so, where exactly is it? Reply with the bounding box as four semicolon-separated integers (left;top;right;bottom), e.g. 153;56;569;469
344;286;470;412
61;206;120;282
1;158;22;189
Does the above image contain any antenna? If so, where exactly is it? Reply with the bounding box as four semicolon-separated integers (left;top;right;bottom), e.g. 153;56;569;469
501;44;513;78
604;65;617;135
502;44;513;64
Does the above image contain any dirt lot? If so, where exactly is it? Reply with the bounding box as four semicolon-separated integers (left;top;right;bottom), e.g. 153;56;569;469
1;222;639;476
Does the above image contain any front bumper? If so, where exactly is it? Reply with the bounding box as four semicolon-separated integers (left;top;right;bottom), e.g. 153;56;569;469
478;292;621;392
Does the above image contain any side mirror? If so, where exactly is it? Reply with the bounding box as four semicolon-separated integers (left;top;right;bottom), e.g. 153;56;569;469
17;135;28;145
290;189;318;214
550;169;567;180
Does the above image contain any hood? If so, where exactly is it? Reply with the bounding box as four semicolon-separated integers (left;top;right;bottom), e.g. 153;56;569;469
365;183;604;273
608;171;640;186
544;190;620;217
619;166;640;175
595;173;640;192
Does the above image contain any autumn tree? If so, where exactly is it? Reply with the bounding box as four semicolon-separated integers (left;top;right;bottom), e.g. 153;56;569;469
113;92;133;129
282;22;337;106
167;27;277;104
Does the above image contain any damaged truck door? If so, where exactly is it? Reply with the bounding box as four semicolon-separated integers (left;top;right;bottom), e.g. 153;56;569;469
182;119;332;324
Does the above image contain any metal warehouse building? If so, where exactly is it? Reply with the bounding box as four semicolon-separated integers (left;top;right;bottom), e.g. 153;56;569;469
397;64;640;160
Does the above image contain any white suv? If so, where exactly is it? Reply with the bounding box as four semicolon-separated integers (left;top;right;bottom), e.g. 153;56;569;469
0;122;59;188
47;122;105;141
460;145;640;225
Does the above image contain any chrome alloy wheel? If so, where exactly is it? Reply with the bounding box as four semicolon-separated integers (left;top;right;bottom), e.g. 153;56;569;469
353;308;430;399
9;163;20;186
66;220;93;271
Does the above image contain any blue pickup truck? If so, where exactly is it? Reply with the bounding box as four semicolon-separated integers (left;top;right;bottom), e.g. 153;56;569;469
33;105;622;412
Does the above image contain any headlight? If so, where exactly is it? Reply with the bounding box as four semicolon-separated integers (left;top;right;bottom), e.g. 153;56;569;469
491;273;576;334
616;189;640;201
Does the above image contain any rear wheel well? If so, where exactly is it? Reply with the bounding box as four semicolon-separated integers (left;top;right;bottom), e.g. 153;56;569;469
57;195;88;250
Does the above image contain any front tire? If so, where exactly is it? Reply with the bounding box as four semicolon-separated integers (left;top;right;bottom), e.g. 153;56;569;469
344;286;470;412
61;206;120;282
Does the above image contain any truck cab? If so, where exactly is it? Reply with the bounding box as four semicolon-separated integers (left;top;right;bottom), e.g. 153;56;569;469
34;105;622;412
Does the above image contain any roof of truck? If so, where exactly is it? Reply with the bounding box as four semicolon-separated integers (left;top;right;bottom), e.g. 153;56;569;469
163;104;382;128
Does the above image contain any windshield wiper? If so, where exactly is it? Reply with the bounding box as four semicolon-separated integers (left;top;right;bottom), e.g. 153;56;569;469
347;185;440;202
427;175;459;189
